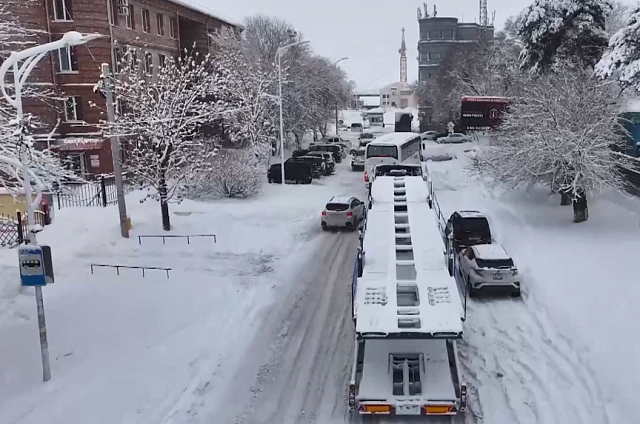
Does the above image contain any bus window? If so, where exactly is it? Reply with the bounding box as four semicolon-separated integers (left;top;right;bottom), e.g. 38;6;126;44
366;145;398;159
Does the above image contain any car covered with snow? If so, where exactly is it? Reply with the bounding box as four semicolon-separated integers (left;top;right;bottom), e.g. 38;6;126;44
436;133;471;144
456;244;521;297
321;196;365;231
351;147;365;171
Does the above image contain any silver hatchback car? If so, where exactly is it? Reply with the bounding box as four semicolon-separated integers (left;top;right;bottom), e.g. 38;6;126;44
321;196;365;231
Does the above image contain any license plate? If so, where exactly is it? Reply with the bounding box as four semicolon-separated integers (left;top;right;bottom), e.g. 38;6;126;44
397;404;421;415
493;273;503;280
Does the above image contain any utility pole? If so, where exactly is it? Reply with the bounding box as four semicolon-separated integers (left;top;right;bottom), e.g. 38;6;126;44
102;63;130;238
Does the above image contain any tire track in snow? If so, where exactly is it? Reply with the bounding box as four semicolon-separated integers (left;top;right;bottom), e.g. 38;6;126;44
430;161;611;424
201;232;358;424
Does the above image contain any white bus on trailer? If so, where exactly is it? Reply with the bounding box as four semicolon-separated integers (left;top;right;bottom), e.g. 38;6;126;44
364;132;421;187
350;175;467;417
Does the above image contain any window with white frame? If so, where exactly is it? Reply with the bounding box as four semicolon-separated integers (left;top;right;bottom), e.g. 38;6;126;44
144;52;153;74
125;5;135;29
58;46;78;72
53;0;72;21
142;9;150;33
65;96;83;121
158;54;166;68
156;14;164;36
169;17;177;39
108;0;118;26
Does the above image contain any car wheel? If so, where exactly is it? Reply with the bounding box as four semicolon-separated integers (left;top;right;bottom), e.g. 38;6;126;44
447;255;453;277
305;177;312;184
511;290;522;298
268;178;273;184
345;222;353;231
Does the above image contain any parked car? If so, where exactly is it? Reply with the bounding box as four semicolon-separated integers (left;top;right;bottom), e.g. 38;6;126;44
351;147;365;171
306;151;335;175
267;162;313;184
420;131;438;141
321;196;365;231
358;131;375;142
287;156;324;178
351;123;363;132
322;136;346;144
456;244;521;297
444;211;492;276
309;143;342;163
437;133;471;144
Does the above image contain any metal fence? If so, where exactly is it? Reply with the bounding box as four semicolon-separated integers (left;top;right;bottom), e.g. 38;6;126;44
0;211;47;248
54;175;123;209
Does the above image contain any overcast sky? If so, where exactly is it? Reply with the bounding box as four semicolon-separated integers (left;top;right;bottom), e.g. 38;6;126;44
197;0;638;92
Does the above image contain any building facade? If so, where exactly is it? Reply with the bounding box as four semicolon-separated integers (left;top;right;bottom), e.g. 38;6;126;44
380;82;418;109
417;11;494;131
5;0;238;176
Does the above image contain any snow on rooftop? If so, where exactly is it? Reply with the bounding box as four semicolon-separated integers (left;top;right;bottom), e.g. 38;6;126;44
328;195;353;204
472;243;511;260
369;132;421;147
362;97;380;107
458;210;486;218
355;179;463;338
167;0;242;28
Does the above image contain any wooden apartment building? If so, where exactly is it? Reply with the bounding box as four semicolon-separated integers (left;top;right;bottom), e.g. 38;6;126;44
5;0;239;175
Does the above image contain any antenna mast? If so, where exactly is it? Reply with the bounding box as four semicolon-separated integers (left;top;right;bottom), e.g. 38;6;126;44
479;0;488;39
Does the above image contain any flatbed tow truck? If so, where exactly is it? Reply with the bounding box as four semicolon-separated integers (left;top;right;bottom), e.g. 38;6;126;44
349;175;467;418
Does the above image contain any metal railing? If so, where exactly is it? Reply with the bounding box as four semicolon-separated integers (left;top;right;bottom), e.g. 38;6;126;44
90;263;172;278
137;234;217;245
54;174;132;209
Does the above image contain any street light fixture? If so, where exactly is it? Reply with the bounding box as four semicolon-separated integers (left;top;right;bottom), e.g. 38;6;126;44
276;39;310;185
0;31;101;383
333;57;349;136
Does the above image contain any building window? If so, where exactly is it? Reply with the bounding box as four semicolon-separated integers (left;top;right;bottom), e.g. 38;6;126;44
108;0;118;25
158;54;166;68
125;5;135;29
156;14;165;36
170;17;177;39
427;72;432;79
428;52;442;60
448;30;455;39
58;46;78;72
53;0;72;21
144;52;153;74
65;96;83;121
142;9;150;33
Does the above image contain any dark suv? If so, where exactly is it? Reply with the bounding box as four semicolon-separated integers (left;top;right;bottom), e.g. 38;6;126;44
286;156;324;178
444;211;492;276
267;162;313;184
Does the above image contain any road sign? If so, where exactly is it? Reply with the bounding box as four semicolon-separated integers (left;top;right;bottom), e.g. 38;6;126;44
18;245;46;286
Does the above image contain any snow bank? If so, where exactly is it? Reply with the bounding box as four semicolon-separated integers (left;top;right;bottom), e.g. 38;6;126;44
426;144;640;423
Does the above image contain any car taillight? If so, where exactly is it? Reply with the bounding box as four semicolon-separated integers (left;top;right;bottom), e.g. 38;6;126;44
364;172;369;182
347;212;353;217
321;211;326;216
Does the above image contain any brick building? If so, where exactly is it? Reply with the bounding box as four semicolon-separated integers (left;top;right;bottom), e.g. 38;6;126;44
6;0;239;175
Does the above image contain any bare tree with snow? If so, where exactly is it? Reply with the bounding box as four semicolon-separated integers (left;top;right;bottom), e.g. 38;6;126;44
517;0;613;72
1;1;80;194
105;48;226;230
596;5;640;92
470;65;627;223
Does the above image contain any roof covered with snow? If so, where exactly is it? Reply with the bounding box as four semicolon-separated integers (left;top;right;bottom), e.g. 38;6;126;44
167;0;242;28
472;244;510;260
458;210;486;218
328;195;353;204
354;176;464;338
368;132;421;147
362;97;380;107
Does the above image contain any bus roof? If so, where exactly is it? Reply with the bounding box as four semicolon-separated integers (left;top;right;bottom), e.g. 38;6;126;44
367;132;420;147
355;176;464;339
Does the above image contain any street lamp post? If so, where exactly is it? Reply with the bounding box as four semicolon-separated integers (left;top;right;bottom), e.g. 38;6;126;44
333;57;348;136
0;31;101;382
276;40;310;185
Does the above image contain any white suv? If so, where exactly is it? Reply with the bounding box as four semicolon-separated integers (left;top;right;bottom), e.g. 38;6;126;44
456;243;521;298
